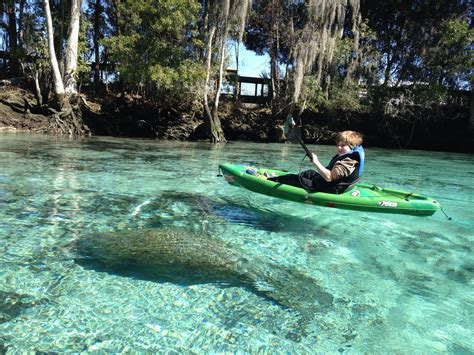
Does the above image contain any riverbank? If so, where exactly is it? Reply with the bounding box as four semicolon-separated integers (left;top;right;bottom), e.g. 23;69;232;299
1;84;472;153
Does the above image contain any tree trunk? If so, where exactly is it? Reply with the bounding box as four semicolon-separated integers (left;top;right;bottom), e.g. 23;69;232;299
234;41;240;101
93;0;102;94
113;0;122;36
344;10;361;87
209;1;230;143
44;0;88;136
202;25;226;143
64;0;82;96
111;0;124;91
470;73;474;132
269;0;280;111
18;0;26;47
55;0;66;66
33;70;43;106
44;0;67;109
284;11;294;101
203;25;223;143
7;0;19;77
103;47;109;92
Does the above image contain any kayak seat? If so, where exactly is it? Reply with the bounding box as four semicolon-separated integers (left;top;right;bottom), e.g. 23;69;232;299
335;177;361;194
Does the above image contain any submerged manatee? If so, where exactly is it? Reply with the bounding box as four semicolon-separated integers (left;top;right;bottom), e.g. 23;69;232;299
74;228;334;315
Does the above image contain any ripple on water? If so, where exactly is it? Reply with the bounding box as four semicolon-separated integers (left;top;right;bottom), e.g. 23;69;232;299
0;134;473;353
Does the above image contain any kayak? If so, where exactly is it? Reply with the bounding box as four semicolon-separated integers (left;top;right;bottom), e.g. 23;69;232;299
219;163;441;217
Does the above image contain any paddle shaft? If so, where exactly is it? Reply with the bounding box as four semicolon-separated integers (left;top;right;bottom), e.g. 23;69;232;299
299;140;313;159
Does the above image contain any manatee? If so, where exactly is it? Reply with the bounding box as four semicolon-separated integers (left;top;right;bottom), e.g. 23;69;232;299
74;228;334;316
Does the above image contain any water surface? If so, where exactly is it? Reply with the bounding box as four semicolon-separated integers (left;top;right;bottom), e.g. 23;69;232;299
0;134;472;353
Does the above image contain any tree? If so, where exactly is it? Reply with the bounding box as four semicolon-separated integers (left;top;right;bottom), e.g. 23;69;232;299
44;0;66;108
92;0;103;93
422;19;473;89
103;0;203;105
64;0;82;96
361;0;472;89
83;0;117;93
245;0;304;110
201;0;252;143
6;0;19;77
245;0;361;113
360;0;472;130
291;0;361;104
43;0;88;135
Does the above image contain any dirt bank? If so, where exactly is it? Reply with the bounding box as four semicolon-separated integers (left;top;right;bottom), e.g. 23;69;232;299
1;84;472;153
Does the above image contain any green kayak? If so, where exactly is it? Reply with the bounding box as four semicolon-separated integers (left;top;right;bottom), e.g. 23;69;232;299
219;163;441;217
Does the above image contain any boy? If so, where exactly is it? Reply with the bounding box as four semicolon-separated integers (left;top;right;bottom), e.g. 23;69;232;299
268;131;365;194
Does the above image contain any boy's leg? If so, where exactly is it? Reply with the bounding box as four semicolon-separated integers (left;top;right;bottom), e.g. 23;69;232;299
268;173;301;187
269;170;318;189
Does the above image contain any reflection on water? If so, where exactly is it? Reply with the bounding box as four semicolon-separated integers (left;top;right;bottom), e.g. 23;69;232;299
0;134;473;353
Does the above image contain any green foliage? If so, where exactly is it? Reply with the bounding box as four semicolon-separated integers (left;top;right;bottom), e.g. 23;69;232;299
76;16;93;83
412;85;448;106
335;37;353;65
102;0;204;107
361;0;472;90
299;76;326;112
423;19;473;89
300;31;365;113
300;76;362;113
3;0;471;118
326;83;362;113
367;84;451;121
149;64;177;90
357;20;380;85
148;59;205;99
17;5;53;97
364;14;470;117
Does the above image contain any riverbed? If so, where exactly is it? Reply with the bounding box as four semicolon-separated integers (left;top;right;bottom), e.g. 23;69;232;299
0;133;472;352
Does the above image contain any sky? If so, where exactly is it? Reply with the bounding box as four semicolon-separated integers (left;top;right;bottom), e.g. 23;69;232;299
225;44;272;96
229;44;270;78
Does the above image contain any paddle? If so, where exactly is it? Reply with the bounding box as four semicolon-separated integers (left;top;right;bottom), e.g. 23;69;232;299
299;139;313;160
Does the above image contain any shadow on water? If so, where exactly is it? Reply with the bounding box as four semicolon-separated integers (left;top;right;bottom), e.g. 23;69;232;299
0;290;48;324
135;190;326;235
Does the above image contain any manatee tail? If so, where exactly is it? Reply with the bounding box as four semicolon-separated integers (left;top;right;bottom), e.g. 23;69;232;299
239;263;334;342
245;263;334;316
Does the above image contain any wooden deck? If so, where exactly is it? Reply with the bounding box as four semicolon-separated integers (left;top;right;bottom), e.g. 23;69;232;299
222;71;271;104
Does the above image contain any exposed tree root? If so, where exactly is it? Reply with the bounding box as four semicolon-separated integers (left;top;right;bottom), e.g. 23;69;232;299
46;107;91;136
1;95;90;136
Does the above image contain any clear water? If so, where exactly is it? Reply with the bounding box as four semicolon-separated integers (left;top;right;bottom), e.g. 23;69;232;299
0;133;472;353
